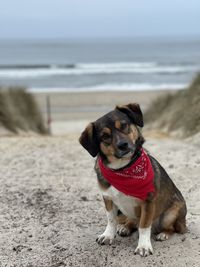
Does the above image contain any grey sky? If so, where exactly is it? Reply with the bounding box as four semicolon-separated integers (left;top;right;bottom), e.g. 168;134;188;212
0;0;200;39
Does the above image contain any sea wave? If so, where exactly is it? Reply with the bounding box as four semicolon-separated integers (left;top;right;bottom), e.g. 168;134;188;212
0;64;76;69
29;83;187;93
0;62;199;78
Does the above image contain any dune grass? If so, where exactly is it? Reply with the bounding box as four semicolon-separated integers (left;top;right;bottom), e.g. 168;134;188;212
0;86;48;134
144;73;200;137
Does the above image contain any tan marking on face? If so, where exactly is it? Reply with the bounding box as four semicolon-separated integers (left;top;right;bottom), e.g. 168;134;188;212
100;142;117;163
100;143;114;156
115;120;121;129
103;196;113;211
128;124;139;143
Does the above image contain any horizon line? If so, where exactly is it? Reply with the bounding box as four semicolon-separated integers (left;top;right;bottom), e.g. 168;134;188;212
0;34;200;43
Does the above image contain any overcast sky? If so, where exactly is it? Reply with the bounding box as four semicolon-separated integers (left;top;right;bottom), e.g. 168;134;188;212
0;0;200;39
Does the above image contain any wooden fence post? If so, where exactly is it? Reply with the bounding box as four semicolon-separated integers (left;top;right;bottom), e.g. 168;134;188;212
46;95;52;134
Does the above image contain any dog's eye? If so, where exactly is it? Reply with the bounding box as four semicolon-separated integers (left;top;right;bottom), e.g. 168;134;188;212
101;133;111;141
100;133;112;146
120;121;129;131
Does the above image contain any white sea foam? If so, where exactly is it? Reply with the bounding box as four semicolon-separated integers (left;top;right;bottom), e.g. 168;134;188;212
29;83;187;93
0;62;199;78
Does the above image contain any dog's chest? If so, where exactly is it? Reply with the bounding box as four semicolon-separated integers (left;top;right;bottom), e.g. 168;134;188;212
102;186;139;219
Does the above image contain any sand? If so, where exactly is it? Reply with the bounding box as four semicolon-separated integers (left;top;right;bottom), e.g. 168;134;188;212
34;90;172;121
0;90;199;266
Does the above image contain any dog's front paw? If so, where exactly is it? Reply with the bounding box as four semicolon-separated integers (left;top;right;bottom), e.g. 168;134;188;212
134;244;153;257
96;233;115;245
117;224;131;237
156;232;169;241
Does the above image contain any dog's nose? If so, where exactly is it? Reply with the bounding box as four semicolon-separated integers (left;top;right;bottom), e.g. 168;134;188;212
117;141;129;151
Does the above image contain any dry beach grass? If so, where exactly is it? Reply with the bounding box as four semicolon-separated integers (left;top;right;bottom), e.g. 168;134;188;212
0;87;47;134
144;74;200;137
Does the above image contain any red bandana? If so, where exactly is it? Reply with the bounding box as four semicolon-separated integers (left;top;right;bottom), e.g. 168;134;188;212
98;149;155;200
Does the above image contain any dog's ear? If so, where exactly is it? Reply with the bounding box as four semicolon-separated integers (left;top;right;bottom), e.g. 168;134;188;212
79;123;99;157
116;103;143;127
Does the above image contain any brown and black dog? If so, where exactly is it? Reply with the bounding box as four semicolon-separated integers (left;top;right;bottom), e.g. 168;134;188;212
79;103;187;257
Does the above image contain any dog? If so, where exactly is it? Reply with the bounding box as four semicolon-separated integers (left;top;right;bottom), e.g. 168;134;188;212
79;103;187;257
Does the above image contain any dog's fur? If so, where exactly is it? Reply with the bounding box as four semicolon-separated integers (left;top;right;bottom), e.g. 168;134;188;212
79;103;187;257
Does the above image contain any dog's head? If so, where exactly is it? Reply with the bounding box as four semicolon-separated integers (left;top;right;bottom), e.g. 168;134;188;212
79;103;144;165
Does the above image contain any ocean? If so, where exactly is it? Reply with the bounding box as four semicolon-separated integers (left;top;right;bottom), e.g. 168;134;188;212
0;38;200;92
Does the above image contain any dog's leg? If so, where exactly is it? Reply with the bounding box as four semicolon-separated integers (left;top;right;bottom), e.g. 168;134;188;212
96;196;117;245
134;200;155;257
117;217;137;237
156;201;187;241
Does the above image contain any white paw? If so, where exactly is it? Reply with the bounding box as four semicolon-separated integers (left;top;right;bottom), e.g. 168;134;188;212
156;232;169;241
117;224;131;237
135;227;153;256
96;233;115;245
134;244;153;257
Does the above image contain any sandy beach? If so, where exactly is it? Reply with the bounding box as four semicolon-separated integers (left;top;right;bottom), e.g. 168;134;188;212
0;90;199;266
0;131;200;267
34;90;171;122
1;0;200;265
34;90;173;136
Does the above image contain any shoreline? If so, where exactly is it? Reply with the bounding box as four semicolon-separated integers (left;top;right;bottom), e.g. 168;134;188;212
29;85;185;94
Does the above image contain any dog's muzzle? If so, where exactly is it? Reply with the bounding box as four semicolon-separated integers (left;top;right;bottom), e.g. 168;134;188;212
115;141;135;158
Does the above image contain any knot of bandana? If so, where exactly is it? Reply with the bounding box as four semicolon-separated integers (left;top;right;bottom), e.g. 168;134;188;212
98;149;155;200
